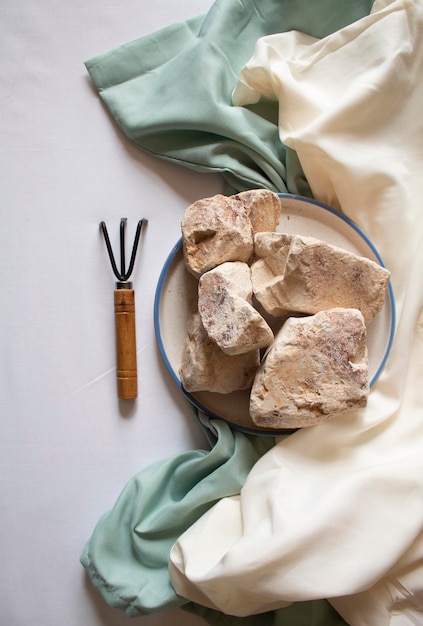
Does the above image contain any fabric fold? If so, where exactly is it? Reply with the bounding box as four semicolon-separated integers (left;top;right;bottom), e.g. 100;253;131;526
81;412;276;616
85;0;375;194
81;409;350;624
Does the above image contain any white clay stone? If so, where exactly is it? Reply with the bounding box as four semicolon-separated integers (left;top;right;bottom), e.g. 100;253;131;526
236;189;280;234
179;312;260;394
252;232;390;324
181;190;280;278
198;262;274;355
250;308;369;429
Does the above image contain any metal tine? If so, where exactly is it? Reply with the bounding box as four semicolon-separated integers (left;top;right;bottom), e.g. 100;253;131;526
120;218;127;279
100;218;148;282
99;220;121;280
124;218;147;281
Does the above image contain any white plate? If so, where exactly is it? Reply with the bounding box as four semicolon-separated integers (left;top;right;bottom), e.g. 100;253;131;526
154;194;395;435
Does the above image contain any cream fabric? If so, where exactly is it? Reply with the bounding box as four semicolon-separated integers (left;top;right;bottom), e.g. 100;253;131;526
169;1;423;623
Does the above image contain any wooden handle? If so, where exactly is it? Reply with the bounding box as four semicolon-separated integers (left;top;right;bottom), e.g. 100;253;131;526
114;288;138;400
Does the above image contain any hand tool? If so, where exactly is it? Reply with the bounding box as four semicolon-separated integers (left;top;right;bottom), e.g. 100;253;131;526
99;217;148;400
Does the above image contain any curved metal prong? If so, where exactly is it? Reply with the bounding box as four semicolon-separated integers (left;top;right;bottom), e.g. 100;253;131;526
120;218;127;278
124;218;148;281
100;217;148;282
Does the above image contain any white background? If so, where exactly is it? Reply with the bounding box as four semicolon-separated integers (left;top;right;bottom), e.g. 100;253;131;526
0;1;222;624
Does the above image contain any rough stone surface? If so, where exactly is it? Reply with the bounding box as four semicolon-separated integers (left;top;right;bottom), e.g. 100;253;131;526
236;189;280;234
179;312;260;394
181;194;253;278
198;262;274;355
250;308;369;429
181;190;281;278
252;232;390;324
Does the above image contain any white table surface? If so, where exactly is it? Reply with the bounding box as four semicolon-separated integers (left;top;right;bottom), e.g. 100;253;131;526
0;1;222;624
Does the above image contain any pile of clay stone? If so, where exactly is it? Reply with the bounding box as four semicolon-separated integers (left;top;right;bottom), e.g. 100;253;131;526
179;190;390;429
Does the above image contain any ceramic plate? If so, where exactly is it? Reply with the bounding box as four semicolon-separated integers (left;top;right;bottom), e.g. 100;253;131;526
154;194;395;435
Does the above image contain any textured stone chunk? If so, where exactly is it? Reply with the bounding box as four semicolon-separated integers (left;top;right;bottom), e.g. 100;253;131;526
250;308;369;428
198;262;274;355
181;190;280;277
179;312;260;394
236;189;280;234
252;232;390;324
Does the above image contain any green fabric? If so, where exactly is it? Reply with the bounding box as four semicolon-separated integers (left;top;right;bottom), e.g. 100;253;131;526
81;412;276;616
85;0;375;194
81;412;348;624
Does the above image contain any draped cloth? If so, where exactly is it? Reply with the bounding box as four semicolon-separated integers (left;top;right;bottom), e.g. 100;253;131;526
80;410;348;624
168;1;423;624
80;413;276;617
85;0;374;195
